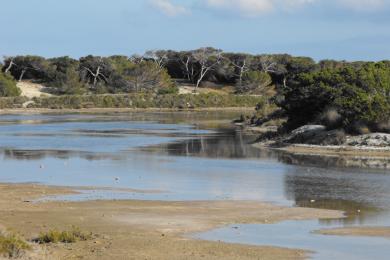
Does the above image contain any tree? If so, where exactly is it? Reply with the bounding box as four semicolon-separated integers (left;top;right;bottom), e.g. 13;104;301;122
144;50;168;70
178;51;197;83
111;61;174;93
237;71;272;94
3;56;50;81
0;72;20;97
47;56;85;94
2;56;16;74
279;62;390;131
79;56;112;89
259;55;277;73
192;47;223;90
228;53;252;87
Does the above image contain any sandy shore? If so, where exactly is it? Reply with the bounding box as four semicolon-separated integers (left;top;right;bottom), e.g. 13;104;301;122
317;227;390;238
0;183;344;260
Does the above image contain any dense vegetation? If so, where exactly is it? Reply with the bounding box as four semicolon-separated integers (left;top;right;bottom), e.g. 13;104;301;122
280;61;390;132
0;93;264;109
1;48;390;132
0;72;20;97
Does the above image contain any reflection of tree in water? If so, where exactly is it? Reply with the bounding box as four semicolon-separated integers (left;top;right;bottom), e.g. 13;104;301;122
1;149;117;161
146;130;278;159
277;152;390;169
283;168;390;225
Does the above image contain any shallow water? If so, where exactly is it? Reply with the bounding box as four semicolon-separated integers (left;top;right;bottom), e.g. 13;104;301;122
1;112;390;259
193;220;390;260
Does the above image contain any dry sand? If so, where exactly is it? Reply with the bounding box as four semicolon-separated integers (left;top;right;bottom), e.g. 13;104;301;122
17;82;52;99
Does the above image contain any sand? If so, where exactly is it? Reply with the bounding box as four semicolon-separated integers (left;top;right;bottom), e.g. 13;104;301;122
0;183;345;260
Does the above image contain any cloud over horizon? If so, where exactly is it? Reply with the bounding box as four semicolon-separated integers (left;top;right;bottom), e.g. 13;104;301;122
150;0;189;17
150;0;390;17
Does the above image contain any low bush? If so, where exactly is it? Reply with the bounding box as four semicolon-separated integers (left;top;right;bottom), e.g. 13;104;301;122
0;93;264;109
0;232;31;258
0;72;20;97
34;227;92;244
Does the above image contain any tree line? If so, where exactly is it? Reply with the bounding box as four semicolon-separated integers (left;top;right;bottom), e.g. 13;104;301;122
0;47;321;96
1;48;390;133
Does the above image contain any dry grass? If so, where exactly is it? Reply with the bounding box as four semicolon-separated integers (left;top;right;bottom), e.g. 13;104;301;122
0;232;31;258
34;227;92;244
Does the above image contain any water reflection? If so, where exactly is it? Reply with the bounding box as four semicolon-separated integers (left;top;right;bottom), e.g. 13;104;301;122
193;220;390;260
277;152;390;169
1;149;120;161
141;129;277;159
1;112;389;260
1;112;390;227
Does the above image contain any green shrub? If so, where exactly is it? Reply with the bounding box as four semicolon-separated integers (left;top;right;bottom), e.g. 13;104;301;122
0;72;20;97
19;93;264;109
280;62;390;131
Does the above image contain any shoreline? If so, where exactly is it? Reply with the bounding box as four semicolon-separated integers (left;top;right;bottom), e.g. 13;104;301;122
0;182;343;260
317;227;390;238
0;107;255;115
269;144;390;158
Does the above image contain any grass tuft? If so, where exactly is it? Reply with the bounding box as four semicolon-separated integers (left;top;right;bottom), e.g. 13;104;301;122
0;232;31;258
34;227;92;244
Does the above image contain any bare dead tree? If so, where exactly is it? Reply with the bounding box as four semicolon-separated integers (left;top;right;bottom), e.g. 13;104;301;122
192;48;223;91
259;55;277;73
179;55;196;83
144;50;168;70
229;55;252;87
126;64;162;92
129;54;145;64
82;58;108;88
3;57;16;74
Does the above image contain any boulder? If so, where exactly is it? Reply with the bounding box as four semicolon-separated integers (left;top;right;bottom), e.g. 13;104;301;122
346;133;390;147
285;125;346;145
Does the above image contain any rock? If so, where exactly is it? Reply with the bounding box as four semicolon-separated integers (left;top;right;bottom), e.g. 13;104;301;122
285;125;346;145
22;100;35;108
346;133;390;147
291;125;326;136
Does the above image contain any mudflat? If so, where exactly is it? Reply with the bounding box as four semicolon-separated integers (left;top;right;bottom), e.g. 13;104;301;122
318;227;390;238
0;183;344;260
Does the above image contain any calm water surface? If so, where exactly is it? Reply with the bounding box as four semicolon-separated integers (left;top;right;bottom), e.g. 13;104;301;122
0;112;389;259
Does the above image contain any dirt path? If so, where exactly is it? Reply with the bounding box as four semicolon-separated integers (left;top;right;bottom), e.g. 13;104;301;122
0;183;345;260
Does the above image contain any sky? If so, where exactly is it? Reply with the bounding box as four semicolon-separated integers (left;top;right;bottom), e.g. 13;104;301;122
0;0;389;61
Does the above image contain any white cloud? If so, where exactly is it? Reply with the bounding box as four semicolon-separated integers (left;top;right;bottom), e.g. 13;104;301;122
150;0;189;17
206;0;273;16
149;0;389;18
338;0;386;12
204;0;316;17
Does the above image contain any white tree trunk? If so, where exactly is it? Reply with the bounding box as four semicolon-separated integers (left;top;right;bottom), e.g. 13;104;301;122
5;61;14;74
19;69;27;82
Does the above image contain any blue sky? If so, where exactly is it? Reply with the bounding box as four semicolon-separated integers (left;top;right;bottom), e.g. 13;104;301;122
0;0;389;61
